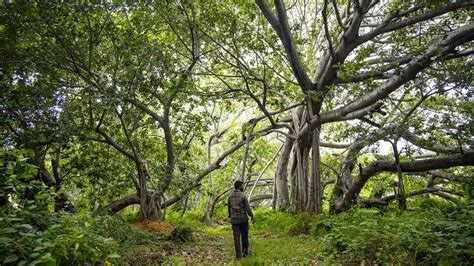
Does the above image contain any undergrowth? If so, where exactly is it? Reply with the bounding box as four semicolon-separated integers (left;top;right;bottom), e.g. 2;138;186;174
314;204;474;264
3;150;472;264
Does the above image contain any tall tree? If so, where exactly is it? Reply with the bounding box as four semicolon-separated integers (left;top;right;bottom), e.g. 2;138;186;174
203;0;473;213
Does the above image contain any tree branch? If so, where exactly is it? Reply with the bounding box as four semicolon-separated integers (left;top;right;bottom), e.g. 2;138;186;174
358;2;474;45
256;0;313;91
339;151;474;212
402;131;464;154
125;98;165;126
316;23;474;126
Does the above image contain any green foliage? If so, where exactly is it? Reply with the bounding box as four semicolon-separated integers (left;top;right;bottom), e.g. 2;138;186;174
169;226;195;243
43;213;119;264
0;210;124;265
0;150;123;265
315;205;474;264
0;150;48;208
2;0;474;263
252;208;315;235
166;209;205;230
236;235;320;265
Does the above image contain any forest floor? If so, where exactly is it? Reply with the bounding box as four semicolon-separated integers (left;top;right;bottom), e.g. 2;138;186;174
125;221;321;265
166;227;320;265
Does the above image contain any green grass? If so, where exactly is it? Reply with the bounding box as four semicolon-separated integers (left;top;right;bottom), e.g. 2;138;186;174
156;205;474;265
149;210;322;265
236;235;320;265
160;229;321;265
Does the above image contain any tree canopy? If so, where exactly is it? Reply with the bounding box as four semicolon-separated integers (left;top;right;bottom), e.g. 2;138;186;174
1;0;473;220
1;0;474;264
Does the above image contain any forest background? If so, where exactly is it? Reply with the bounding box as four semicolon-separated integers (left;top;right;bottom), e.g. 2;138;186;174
1;0;473;264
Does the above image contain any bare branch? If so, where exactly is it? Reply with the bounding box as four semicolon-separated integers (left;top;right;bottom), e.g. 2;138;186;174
320;141;351;149
357;2;473;45
332;0;347;31
402;131;465;154
95;127;138;163
317;23;474;126
340;151;474;211
361;187;462;208
256;0;314;91
322;0;336;60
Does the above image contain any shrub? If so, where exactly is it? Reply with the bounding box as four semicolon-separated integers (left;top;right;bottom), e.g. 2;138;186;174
44;214;119;264
288;212;314;236
0;150;120;265
315;205;474;264
168;226;195;243
166;209;204;230
252;208;316;235
0;210;121;265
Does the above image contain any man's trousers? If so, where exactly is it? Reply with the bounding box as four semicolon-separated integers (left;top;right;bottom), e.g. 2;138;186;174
231;222;249;259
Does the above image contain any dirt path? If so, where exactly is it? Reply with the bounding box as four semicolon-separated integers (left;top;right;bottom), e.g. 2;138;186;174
164;233;233;264
161;230;321;265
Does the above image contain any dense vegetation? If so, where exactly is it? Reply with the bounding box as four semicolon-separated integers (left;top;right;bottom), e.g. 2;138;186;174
1;0;473;264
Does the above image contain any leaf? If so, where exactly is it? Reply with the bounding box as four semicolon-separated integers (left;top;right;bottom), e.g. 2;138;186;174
3;255;18;264
107;253;121;259
18;224;33;231
33;246;46;251
0;228;16;234
0;236;13;244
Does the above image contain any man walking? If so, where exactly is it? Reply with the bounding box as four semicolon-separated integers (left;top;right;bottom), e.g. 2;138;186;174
228;180;255;259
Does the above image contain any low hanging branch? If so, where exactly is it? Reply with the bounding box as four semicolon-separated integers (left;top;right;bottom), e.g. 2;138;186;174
361;187;463;208
208;179;268;219
248;144;284;200
336;151;474;213
107;122;283;214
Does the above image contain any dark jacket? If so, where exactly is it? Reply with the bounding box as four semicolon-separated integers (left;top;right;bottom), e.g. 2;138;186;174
228;190;254;224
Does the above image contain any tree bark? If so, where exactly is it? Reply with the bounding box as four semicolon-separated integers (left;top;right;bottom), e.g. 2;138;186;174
250;194;273;202
391;140;407;210
307;125;322;215
335;151;474;213
202;135;215;223
241;122;256;187
275;136;294;210
293;144;309;212
362;187;462;207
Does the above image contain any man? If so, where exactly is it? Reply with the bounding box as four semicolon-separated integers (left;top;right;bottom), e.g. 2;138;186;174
228;180;255;259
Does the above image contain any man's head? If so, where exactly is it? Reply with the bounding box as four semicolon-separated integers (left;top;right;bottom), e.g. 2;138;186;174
234;180;244;191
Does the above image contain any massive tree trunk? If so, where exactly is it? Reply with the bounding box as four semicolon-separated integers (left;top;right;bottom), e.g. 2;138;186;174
306;125;322;214
256;0;474;216
292;142;309;212
136;163;161;222
138;193;161;222
274;136;294;210
330;140;362;213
